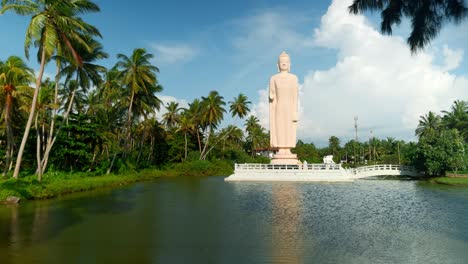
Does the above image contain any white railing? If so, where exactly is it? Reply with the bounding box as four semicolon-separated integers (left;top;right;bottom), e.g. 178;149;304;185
351;165;418;174
235;163;343;171
234;163;419;177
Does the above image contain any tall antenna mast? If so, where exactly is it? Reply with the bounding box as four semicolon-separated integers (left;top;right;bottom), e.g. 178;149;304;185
354;116;358;142
354;116;358;165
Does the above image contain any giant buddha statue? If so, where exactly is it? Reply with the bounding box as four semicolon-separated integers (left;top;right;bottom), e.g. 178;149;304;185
269;51;300;164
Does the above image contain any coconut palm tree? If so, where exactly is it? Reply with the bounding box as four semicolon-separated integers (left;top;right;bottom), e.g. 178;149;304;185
40;38;107;172
1;0;102;178
245;115;264;157
0;56;35;176
187;99;204;153
34;80;56;179
200;93;252;159
442;100;467;139
200;91;226;159
114;48;162;151
415;111;441;138
349;0;468;53
328;136;340;161
229;93;251;119
163;102;181;129
177;113;195;161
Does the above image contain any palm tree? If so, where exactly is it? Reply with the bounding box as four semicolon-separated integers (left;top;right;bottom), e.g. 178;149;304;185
115;48;162;151
34;80;56;180
201;93;252;159
229;93;251;119
200;91;226;159
163;102;181;129
38;38;107;174
328;136;340;161
442;100;467;139
349;0;468;53
415;111;441;138
245;115;263;157
187;99;204;153
1;0;102;178
0;56;34;176
177;113;195;161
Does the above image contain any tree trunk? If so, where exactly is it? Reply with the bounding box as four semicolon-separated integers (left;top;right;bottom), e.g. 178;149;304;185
201;125;236;160
200;125;211;160
40;88;77;172
184;132;188;161
43;63;61;163
126;89;135;152
107;152;117;175
196;128;202;153
13;48;47;179
3;90;14;177
35;114;43;181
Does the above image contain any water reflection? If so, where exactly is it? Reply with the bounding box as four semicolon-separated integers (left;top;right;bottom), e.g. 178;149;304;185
271;184;303;264
1;178;468;263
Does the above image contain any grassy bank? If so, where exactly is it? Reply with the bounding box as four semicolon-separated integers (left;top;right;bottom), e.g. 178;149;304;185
431;177;468;186
0;160;234;201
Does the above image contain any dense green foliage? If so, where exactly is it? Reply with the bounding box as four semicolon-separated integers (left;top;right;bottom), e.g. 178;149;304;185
413;102;467;176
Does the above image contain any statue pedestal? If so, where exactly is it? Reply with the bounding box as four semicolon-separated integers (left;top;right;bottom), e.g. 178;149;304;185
271;148;300;165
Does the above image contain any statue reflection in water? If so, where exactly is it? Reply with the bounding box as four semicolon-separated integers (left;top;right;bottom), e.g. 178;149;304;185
271;184;304;263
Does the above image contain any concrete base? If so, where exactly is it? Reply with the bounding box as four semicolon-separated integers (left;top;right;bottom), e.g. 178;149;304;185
270;148;300;165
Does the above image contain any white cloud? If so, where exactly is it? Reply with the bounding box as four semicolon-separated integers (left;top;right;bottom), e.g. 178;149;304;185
441;45;464;72
150;43;199;64
253;0;467;145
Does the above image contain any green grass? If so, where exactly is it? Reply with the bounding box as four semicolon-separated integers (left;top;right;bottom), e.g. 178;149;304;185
431;177;468;186
446;170;468;175
0;160;234;202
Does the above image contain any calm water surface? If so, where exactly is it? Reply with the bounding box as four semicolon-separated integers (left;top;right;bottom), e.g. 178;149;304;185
1;176;468;264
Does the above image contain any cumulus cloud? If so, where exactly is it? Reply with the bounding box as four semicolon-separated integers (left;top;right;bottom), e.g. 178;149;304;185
253;0;467;145
150;43;199;64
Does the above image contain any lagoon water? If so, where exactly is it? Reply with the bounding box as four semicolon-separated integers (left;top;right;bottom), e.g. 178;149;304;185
1;176;468;263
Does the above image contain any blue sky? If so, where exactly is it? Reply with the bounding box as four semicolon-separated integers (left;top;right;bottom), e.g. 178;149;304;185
1;0;467;146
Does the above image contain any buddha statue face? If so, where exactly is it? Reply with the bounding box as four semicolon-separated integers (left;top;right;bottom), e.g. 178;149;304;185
278;52;291;72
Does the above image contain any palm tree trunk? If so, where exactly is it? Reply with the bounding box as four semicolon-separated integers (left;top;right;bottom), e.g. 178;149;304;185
196;128;202;153
184;132;188;161
40;88;76;173
126;89;135;152
3;90;14;177
107;152;117;175
200;125;211;160
43;63;61;162
201;125;236;160
13;48;47;179
35;114;43;181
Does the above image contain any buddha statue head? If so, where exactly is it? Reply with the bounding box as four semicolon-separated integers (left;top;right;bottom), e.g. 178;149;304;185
277;51;291;73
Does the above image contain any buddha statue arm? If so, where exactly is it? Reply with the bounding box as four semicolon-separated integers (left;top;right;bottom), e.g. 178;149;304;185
292;77;299;122
269;77;275;102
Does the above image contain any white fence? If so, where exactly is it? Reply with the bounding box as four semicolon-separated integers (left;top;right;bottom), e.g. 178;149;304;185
350;164;420;178
235;163;342;171
233;163;420;179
